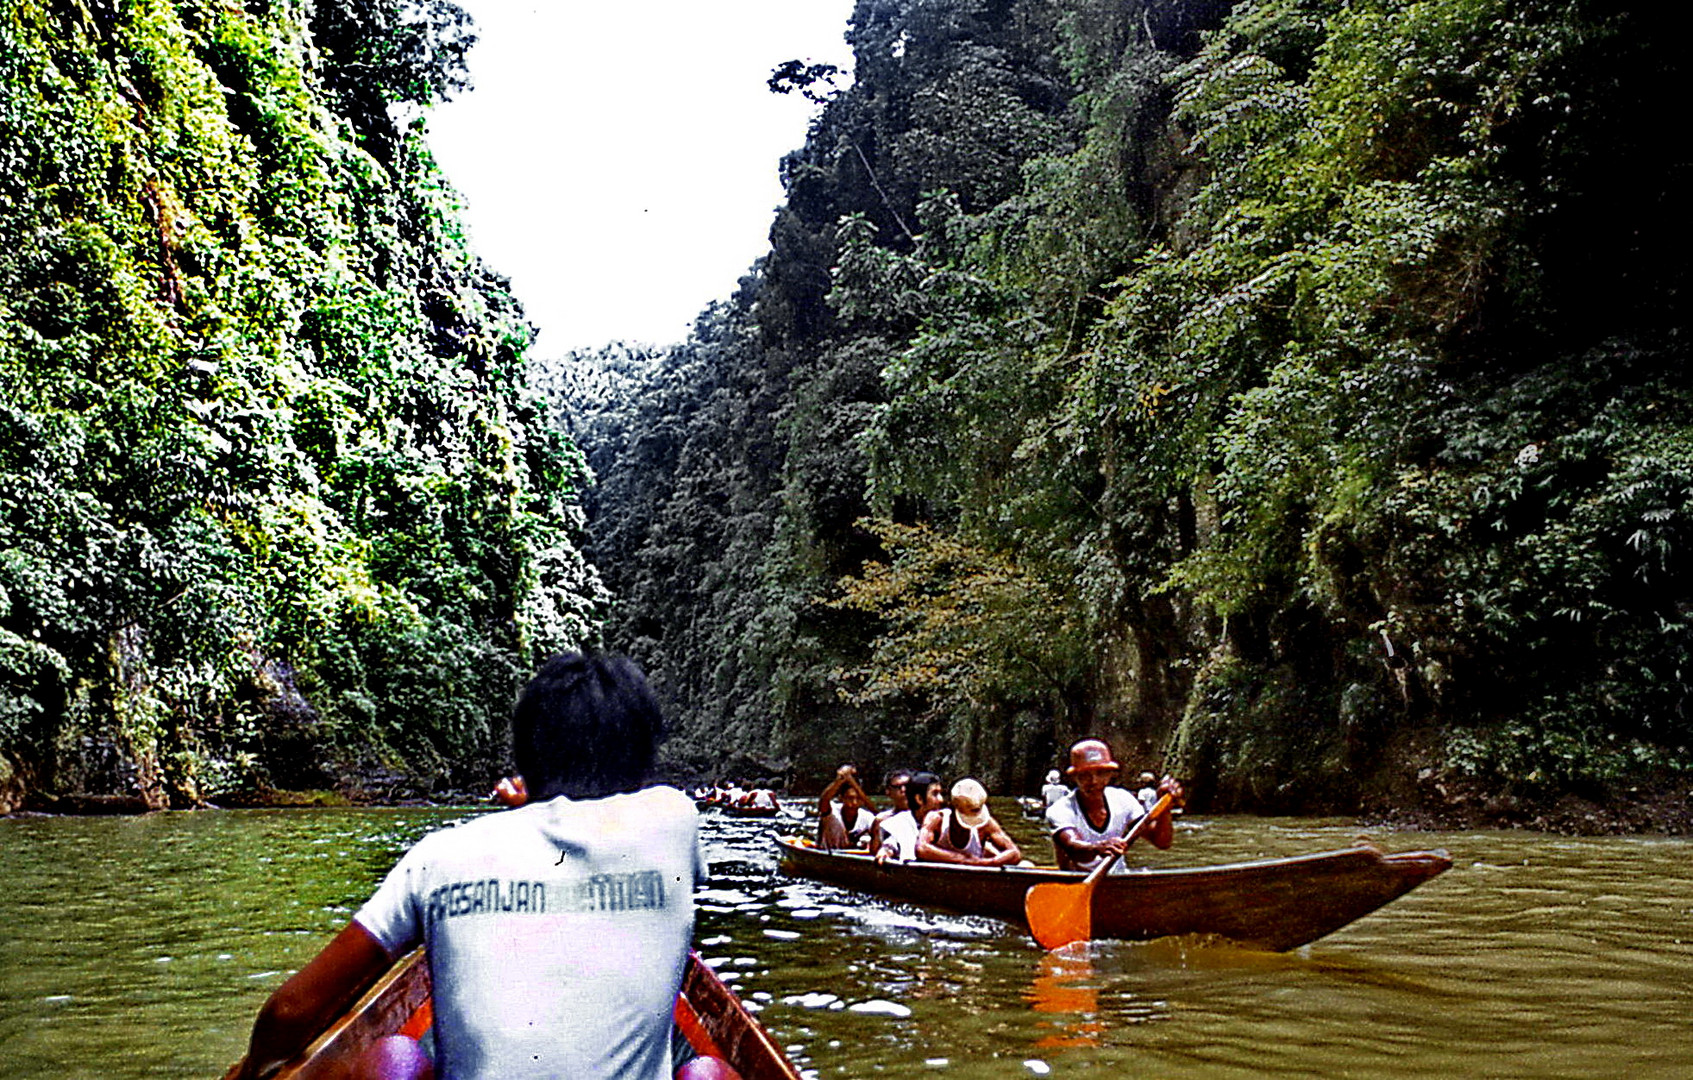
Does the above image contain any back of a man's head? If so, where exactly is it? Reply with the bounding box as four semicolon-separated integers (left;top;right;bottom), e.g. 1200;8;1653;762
512;652;663;801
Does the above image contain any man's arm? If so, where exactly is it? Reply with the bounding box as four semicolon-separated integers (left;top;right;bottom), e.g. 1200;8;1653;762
980;820;1023;866
232;921;395;1080
868;810;891;857
817;764;859;816
914;809;975;864
1052;826;1127;869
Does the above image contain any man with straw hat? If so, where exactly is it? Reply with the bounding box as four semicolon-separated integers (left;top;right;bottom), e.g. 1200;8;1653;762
1046;738;1184;872
916;777;1025;866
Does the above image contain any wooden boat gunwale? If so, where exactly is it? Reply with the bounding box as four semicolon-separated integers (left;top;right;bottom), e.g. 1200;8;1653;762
221;948;801;1080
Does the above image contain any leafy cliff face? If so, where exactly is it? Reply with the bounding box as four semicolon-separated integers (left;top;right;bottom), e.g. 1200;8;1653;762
565;0;1690;813
0;0;605;808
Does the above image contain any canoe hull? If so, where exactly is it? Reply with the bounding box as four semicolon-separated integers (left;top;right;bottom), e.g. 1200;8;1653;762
224;950;799;1080
777;837;1449;952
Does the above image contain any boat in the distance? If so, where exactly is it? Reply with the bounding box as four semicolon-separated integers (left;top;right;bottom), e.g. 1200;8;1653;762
776;835;1449;952
219;948;801;1080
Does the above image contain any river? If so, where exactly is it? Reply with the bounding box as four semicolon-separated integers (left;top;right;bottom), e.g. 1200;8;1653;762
1;801;1689;1077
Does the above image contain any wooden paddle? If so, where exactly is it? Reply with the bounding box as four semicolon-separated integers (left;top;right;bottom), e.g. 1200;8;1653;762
1024;793;1174;950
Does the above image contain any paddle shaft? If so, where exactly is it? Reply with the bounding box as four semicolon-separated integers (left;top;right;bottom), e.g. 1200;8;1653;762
1090;791;1171;873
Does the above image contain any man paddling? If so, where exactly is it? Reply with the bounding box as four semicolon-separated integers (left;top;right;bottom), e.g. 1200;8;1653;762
1046;738;1184;872
232;652;730;1080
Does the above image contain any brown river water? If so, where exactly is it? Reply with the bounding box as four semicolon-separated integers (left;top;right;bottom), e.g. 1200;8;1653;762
1;800;1690;1078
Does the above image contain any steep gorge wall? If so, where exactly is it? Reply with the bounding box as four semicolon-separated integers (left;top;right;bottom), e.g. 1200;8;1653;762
567;0;1691;819
0;0;604;809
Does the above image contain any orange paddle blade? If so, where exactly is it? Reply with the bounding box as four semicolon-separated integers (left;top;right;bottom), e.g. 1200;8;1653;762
1025;876;1099;950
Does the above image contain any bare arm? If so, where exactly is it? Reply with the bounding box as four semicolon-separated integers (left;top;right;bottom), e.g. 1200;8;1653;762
1052;826;1127;870
817;766;852;817
914;810;976;864
980;820;1022;866
231;921;395;1080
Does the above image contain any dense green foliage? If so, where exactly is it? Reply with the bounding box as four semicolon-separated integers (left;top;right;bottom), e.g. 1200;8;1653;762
0;0;603;807
563;0;1688;812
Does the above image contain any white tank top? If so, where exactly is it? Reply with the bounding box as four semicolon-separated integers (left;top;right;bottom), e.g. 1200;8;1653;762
935;810;985;858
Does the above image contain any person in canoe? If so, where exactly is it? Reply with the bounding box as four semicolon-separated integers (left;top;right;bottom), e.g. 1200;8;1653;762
745;783;780;812
915;778;1025;867
231;651;733;1080
867;767;912;856
1040;768;1068;809
875;771;946;863
816;764;876;850
1046;738;1185;872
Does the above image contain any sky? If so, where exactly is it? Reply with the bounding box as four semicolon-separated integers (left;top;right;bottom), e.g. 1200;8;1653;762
424;1;858;356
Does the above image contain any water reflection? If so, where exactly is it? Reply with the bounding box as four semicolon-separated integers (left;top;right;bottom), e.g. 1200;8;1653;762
1027;950;1104;1048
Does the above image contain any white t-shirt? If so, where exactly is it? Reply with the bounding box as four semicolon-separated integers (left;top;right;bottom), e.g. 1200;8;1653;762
830;802;876;843
355;786;703;1080
1045;787;1145;873
1041;782;1069;808
879;810;921;861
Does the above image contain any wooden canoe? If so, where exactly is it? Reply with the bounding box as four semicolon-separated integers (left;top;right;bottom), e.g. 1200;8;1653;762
220;949;800;1080
776;835;1450;952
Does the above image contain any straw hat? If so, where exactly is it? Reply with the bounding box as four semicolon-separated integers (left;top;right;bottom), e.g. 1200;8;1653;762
1044;769;1061;786
950;778;991;829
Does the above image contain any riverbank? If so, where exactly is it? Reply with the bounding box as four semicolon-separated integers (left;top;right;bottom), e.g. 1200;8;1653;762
1362;774;1693;836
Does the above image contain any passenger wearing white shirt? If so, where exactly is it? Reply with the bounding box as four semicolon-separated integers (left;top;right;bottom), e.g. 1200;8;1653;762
875;771;946;863
231;653;727;1080
817;764;877;850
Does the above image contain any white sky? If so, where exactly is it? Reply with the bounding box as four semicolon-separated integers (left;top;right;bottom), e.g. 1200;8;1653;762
424;1;857;356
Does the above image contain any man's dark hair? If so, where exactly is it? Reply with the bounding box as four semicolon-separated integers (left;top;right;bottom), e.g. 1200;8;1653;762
905;771;941;809
512;652;664;800
884;768;912;788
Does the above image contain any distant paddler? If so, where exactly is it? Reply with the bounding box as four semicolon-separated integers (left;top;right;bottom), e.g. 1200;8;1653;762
1046;738;1184;872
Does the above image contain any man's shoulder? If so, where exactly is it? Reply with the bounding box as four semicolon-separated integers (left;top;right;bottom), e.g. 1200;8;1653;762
1105;786;1142;811
1044;790;1079;829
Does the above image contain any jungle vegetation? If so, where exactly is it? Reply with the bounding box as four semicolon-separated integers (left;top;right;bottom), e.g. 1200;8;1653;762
0;0;603;809
558;0;1690;816
4;0;1687;820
